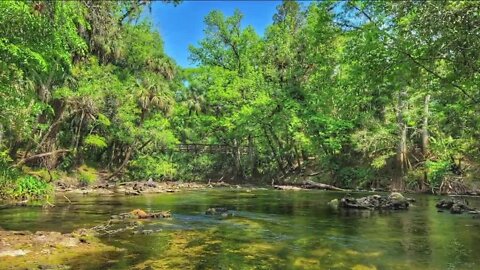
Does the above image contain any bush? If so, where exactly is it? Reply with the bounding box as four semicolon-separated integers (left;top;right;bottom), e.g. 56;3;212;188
0;151;52;200
1;175;52;200
336;167;373;188
11;176;52;199
22;167;60;182
173;154;216;182
129;155;176;181
84;134;108;149
77;165;98;186
426;160;450;189
405;169;424;190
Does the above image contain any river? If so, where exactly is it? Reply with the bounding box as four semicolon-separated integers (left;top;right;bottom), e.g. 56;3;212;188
0;189;479;269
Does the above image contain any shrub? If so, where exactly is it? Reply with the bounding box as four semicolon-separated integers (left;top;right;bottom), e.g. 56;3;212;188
336;167;373;188
77;165;98;186
22;167;60;182
7;175;52;200
84;134;108;149
173;154;216;182
426;160;450;189
129;155;176;181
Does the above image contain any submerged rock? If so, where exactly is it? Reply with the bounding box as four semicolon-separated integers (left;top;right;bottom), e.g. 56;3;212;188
125;190;141;196
436;198;475;214
0;249;30;257
338;193;409;210
328;198;339;208
94;209;171;236
124;209;172;219
205;207;227;215
205;207;234;217
0;228;118;269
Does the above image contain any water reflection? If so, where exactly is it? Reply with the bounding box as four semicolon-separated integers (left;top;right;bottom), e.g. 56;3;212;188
0;190;479;269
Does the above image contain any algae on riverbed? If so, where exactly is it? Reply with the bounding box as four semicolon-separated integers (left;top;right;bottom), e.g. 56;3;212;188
0;229;123;270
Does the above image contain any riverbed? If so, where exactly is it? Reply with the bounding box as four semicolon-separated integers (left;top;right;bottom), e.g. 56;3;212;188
1;189;479;269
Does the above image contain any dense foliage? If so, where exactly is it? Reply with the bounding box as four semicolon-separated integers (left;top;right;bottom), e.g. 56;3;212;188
1;0;479;197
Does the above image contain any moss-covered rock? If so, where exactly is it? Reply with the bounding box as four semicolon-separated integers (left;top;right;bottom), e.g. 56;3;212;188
338;193;409;210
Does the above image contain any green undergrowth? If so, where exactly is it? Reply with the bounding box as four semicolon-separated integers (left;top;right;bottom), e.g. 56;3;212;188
76;165;99;186
0;152;52;201
0;169;53;201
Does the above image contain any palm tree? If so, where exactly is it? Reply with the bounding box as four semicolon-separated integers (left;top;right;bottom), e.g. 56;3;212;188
184;86;206;116
137;73;174;121
108;73;174;180
145;57;176;80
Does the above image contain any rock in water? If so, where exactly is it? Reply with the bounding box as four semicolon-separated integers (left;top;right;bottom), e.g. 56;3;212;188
388;192;404;201
130;209;148;219
387;192;409;210
338;193;409;210
436;198;455;209
205;207;228;215
125;209;171;219
436;198;475;214
205;207;233;217
328;199;339;208
450;204;463;214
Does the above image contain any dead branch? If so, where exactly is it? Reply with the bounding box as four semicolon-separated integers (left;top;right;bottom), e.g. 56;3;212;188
14;149;70;167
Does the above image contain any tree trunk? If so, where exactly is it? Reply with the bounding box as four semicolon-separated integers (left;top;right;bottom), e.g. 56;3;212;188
108;142;116;169
248;135;258;178
74;111;85;165
421;94;431;191
107;145;133;180
394;88;408;190
263;126;286;178
294;145;302;172
42;99;67;169
232;138;244;181
0;124;3;146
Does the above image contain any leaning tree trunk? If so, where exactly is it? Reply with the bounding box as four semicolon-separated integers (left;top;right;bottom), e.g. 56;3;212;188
394;88;408;191
421;94;431;191
263;126;286;181
35;99;66;169
107;144;133;180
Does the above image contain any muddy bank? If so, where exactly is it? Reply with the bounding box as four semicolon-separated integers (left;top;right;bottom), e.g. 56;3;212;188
0;228;121;269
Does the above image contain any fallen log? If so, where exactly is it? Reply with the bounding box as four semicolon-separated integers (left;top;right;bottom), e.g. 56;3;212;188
274;185;303;191
302;180;345;191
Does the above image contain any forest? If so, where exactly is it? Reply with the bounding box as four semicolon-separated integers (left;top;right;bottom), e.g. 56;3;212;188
1;0;480;200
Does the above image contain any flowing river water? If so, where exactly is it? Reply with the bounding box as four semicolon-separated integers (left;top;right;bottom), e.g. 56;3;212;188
0;189;479;269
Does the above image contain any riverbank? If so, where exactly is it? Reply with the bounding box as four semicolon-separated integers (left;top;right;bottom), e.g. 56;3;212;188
2;177;480;208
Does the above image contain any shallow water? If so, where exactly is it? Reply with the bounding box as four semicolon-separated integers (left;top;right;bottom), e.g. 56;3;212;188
1;189;479;269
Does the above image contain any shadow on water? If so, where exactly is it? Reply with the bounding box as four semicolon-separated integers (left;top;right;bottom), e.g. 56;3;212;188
1;189;480;269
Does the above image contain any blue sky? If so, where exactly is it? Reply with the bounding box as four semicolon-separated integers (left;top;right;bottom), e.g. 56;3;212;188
150;1;282;67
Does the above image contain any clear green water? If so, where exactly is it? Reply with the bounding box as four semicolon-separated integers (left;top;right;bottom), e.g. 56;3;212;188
1;189;480;270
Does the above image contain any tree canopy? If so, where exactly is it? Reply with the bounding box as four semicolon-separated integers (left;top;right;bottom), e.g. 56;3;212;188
1;0;480;199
